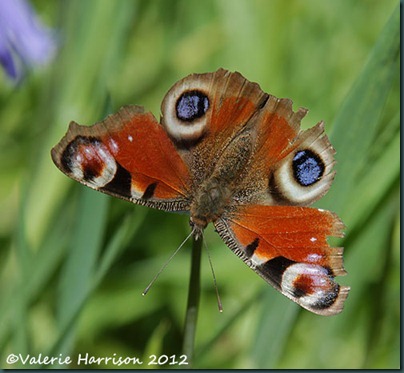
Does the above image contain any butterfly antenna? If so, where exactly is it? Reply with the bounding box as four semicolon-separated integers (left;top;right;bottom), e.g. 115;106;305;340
142;228;195;296
203;236;223;312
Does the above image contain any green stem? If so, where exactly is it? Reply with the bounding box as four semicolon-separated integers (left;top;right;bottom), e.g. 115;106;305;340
182;233;203;367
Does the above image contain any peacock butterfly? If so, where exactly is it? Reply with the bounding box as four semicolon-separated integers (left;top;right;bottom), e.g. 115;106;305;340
51;69;349;315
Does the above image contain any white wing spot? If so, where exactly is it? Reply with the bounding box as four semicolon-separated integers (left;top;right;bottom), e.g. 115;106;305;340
109;139;119;153
306;253;322;262
250;253;266;266
310;237;317;242
128;135;133;142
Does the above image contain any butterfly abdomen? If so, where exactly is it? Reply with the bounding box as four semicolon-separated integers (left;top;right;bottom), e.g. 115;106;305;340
189;126;256;229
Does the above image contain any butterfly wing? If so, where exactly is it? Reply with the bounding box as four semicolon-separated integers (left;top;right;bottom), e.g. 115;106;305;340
159;69;269;185
51;105;191;212
209;85;349;315
231;95;337;208
215;205;349;315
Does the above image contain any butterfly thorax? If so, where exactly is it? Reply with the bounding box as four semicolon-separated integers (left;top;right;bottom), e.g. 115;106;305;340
189;131;254;230
190;178;231;230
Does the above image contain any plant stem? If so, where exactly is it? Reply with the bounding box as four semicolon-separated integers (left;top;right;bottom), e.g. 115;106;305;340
182;233;203;367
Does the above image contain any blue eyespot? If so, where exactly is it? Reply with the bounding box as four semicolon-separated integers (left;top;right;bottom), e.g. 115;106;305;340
292;150;324;186
176;90;209;121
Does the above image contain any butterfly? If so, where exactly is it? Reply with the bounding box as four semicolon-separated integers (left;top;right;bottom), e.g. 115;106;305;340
51;68;349;315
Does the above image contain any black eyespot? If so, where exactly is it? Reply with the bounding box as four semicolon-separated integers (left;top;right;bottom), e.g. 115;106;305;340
176;90;209;122
311;283;340;310
292;149;325;186
61;136;100;174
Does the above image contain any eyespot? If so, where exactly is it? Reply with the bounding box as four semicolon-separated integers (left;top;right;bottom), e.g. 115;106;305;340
61;136;117;188
281;263;340;310
292;149;325;186
161;76;213;142
269;122;335;206
176;90;209;122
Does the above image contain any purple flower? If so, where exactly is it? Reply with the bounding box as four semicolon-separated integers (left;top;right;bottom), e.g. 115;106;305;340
0;0;57;80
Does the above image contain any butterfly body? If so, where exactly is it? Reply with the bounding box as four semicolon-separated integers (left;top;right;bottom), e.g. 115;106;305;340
52;68;349;315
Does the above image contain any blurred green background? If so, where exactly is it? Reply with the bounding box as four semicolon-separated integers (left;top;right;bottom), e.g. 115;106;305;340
0;0;399;369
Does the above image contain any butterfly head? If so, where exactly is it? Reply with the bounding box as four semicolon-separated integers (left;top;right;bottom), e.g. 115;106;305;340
189;177;232;231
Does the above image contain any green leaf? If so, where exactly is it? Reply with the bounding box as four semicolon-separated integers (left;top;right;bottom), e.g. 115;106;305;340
56;189;109;353
321;5;399;220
